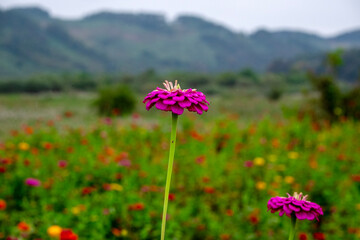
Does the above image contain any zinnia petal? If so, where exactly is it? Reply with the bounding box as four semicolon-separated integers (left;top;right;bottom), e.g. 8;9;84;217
171;104;184;115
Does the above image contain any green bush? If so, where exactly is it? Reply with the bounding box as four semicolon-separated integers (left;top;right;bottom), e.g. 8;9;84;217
267;87;283;101
94;84;136;116
343;87;360;119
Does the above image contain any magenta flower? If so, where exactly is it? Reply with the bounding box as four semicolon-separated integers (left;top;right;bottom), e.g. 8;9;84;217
143;80;209;115
267;192;323;221
58;160;67;168
25;178;41;187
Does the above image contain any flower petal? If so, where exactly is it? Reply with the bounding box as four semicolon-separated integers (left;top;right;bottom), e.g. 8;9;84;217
171;104;184;115
163;99;176;105
156;101;169;111
178;100;192;108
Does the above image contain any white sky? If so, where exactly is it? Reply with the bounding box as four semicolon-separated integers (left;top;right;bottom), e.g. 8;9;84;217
1;0;360;37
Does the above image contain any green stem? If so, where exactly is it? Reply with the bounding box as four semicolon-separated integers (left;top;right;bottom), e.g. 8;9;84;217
288;214;297;240
161;113;178;240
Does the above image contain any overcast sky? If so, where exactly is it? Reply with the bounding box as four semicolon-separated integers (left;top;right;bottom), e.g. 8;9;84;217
1;0;360;36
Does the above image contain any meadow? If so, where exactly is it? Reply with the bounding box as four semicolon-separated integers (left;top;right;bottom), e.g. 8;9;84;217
0;92;359;240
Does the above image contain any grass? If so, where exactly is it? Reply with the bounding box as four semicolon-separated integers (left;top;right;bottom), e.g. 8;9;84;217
0;90;302;138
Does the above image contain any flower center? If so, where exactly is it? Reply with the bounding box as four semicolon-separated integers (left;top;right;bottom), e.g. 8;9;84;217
292;192;309;201
163;80;181;92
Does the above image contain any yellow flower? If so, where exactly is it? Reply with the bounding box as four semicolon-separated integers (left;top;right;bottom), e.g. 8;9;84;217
356;203;360;211
256;181;266;190
254;157;265;166
288;152;299;159
121;229;128;236
71;204;86;215
71;206;81;215
110;183;123;191
47;225;62;238
268;154;277;162
284;176;295;184
18;142;30;151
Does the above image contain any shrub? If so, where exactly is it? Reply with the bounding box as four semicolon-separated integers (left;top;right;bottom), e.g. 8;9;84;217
94;84;136;116
267;87;283;101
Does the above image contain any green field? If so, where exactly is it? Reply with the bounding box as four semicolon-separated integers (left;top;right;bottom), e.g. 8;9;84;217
0;92;359;240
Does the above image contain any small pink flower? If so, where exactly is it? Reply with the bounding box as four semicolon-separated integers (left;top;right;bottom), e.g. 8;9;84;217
118;159;131;167
58;160;67;168
25;178;41;187
143;80;209;115
244;161;253;168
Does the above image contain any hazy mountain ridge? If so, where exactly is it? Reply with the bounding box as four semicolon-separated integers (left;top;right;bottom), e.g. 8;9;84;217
0;7;359;77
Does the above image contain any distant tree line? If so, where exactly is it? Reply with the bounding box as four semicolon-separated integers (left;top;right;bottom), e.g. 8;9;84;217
0;68;309;96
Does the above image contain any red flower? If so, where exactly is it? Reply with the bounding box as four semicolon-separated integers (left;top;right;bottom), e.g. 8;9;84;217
220;234;231;240
313;232;325;240
249;215;259;225
60;229;78;240
351;174;360;182
225;209;234;216
204;186;215;194
195;155;206;164
298;232;308;240
0;199;6;210
43;142;53;150
129;203;145;211
168;193;176;201
81;187;95;196
17;222;30;232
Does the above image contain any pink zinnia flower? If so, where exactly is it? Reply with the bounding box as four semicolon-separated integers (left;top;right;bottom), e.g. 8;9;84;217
118;159;131;167
25;178;41;187
58;160;67;168
267;192;323;221
143;80;209;115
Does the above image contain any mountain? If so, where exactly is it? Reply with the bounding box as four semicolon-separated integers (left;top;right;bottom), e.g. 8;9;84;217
0;7;359;77
267;48;360;82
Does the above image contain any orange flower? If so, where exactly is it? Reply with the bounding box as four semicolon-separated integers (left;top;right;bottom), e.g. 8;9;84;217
24;126;33;135
47;225;62;238
225;209;234;216
271;138;280;148
43;142;53;150
112;228;122;237
351;174;360;182
190;130;204;141
204;186;215;194
0;199;6;210
220;233;231;240
195;155;206;164
17;222;30;232
256;181;266;190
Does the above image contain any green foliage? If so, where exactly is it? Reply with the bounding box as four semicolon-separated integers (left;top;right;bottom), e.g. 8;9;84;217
94;84;136;116
217;72;238;87
267;87;283;101
307;50;360;121
342;87;360;119
326;48;343;70
308;73;342;120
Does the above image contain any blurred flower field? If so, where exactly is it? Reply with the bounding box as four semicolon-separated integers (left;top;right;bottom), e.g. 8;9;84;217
0;112;359;239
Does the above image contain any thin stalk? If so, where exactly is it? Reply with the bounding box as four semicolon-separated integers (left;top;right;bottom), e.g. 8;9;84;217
288;214;297;240
161;113;178;240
